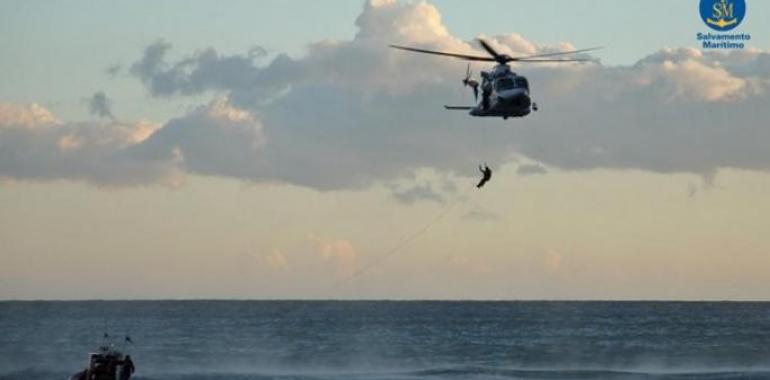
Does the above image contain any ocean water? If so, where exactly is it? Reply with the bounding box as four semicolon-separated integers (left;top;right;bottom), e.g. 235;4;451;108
1;301;769;380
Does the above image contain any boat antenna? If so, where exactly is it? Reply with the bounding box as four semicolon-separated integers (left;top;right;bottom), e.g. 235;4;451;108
121;334;133;352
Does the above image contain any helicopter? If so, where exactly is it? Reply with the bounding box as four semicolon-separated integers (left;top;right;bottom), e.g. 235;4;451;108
389;39;600;119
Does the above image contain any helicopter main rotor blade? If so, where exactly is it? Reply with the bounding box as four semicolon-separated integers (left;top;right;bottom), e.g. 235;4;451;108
389;44;495;62
510;47;603;61
515;58;596;62
477;38;503;61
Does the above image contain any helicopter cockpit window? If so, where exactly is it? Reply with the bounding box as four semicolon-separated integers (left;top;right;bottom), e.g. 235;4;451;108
495;78;515;91
515;77;529;90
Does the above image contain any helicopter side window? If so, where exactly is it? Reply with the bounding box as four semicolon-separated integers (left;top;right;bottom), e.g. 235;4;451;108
495;78;515;91
515;77;529;90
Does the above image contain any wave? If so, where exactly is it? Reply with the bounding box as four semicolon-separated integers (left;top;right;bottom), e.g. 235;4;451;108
410;365;770;379
5;366;770;380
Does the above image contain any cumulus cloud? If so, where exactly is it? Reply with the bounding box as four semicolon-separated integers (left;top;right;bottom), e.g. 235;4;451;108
130;39;278;99
512;48;770;177
0;99;264;187
136;97;266;179
0;102;173;186
3;0;770;189
631;48;748;102
0;102;61;128
86;91;115;119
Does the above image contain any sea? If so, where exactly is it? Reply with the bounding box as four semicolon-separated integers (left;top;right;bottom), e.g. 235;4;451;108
1;301;769;380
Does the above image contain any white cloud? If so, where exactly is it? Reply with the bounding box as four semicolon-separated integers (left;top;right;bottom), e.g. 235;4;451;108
136;97;265;179
0;102;175;186
0;99;260;187
0;103;61;128
632;48;748;102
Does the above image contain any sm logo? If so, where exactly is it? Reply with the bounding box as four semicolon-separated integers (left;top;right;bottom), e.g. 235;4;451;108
700;0;746;31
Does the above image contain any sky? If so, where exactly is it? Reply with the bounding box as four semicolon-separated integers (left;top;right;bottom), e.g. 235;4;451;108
1;0;769;300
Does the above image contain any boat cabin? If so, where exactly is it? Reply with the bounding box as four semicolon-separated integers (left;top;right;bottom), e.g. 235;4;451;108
71;346;134;380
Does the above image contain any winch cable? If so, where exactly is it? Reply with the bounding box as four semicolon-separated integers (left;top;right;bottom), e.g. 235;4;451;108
328;181;478;295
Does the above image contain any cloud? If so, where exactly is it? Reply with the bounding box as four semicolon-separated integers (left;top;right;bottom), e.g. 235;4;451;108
86;91;115;119
317;238;358;278
0;108;174;186
130;39;277;99
631;48;748;102
516;163;548;176
0;102;61;128
127;0;482;104
247;46;268;59
0;100;262;187
136;97;266;179
4;0;770;190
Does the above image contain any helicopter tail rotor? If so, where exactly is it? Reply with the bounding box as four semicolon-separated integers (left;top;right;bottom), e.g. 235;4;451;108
462;63;479;101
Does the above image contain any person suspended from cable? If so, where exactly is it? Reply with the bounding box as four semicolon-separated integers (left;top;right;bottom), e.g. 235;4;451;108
476;164;492;188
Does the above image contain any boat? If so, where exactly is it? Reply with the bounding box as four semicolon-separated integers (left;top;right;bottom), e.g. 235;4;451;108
70;344;134;380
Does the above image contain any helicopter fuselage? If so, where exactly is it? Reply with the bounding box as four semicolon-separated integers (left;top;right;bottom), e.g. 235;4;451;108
470;64;533;119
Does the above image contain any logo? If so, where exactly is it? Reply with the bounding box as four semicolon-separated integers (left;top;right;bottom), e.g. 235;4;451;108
699;0;745;31
696;0;751;49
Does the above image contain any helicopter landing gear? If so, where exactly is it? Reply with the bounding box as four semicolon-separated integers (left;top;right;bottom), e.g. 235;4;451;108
532;102;539;112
